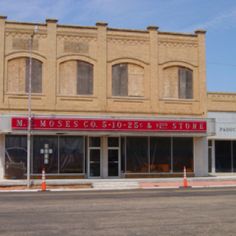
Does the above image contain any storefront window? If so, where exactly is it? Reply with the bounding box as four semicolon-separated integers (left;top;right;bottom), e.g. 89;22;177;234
173;138;193;172
215;141;231;172
150;137;171;172
233;141;236;172
121;137;126;173
126;137;148;173
33;136;59;174
5;135;27;179
59;136;84;173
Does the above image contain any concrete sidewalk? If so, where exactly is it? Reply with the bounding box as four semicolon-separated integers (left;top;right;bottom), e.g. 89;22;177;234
1;175;236;192
0;175;236;192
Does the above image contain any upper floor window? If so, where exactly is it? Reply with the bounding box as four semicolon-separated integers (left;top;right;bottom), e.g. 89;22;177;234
163;66;193;99
7;57;42;94
178;67;193;99
112;63;144;97
59;60;93;96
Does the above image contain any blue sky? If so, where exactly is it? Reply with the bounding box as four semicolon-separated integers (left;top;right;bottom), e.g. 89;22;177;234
0;0;236;92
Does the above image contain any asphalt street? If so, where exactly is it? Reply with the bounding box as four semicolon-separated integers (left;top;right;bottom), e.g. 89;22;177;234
0;188;236;236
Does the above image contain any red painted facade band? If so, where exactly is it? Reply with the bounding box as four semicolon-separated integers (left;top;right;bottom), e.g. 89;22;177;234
11;117;207;132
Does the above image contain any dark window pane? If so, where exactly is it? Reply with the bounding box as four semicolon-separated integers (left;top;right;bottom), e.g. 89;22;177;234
121;137;125;173
233;141;236;172
208;147;212;172
208;140;212;146
108;137;119;147
89;137;100;147
33;136;58;174
59;136;84;173
108;149;119;176
26;58;42;93
178;67;193;99
5;135;27;179
215;141;231;172
89;149;100;177
112;63;128;96
173;138;193;172
126;137;148;173
150;137;171;172
77;61;93;95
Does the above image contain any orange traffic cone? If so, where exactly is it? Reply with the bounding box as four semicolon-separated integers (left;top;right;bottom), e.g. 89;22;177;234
41;168;47;191
180;166;192;189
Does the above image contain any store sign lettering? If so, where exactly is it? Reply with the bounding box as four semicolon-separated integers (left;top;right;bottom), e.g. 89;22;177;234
11;117;207;132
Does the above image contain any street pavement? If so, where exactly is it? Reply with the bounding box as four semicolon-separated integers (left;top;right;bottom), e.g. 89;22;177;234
0;188;236;236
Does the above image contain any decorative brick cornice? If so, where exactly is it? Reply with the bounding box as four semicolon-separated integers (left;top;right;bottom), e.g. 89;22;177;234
159;38;197;47
57;32;97;42
5;29;47;39
107;35;149;45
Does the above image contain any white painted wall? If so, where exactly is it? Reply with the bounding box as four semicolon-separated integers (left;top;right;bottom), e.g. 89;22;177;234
208;112;236;139
194;137;208;176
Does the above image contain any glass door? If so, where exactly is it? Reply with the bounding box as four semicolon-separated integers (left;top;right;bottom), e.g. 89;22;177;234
88;137;101;177
108;137;120;177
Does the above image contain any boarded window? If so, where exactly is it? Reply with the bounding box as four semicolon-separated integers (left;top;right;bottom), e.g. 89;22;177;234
163;67;178;98
163;66;193;99
25;58;42;93
112;63;144;97
128;64;144;96
178;68;193;99
77;61;93;95
7;57;42;94
59;60;93;96
59;61;77;95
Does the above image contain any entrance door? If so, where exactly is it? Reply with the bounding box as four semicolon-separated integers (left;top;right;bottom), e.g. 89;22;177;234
88;137;101;177
108;137;120;177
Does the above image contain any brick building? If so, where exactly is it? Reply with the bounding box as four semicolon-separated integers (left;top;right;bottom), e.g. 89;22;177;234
1;16;233;180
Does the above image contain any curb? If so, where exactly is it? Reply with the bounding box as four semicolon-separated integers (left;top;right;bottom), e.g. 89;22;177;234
1;185;236;193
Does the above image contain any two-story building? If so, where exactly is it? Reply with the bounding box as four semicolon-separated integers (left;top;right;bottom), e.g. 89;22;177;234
0;17;215;180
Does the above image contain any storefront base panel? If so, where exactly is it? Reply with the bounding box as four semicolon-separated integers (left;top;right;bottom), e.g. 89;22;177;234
124;173;195;178
31;175;86;179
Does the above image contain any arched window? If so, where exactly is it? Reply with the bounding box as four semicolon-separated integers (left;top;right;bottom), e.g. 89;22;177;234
7;57;42;94
112;63;144;97
59;60;93;96
163;66;193;99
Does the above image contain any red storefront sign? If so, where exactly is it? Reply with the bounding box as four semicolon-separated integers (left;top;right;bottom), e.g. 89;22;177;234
11;117;207;133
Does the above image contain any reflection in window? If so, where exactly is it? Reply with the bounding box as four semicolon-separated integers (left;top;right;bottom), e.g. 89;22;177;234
59;60;93;96
33;136;59;174
112;63;144;97
126;137;148;173
173;138;193;172
7;57;42;94
59;137;84;173
5;135;27;179
163;66;193;99
150;137;171;172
